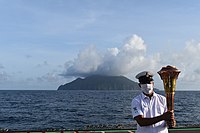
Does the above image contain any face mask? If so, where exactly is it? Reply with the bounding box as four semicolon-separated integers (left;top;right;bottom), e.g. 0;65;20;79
140;84;153;95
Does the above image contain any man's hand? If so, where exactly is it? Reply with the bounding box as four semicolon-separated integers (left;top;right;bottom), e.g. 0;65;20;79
162;111;176;128
162;110;174;121
167;118;176;128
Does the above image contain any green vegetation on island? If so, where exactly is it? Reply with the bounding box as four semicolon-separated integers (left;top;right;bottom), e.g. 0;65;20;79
57;75;140;90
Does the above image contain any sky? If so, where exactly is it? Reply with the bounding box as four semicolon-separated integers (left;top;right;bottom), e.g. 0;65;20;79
1;0;200;90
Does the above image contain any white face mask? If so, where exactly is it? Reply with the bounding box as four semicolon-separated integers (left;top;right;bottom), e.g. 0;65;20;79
140;84;153;95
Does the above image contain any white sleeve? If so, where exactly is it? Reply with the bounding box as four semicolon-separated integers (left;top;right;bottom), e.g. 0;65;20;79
131;98;143;118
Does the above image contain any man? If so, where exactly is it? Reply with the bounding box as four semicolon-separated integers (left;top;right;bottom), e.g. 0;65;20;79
131;71;175;133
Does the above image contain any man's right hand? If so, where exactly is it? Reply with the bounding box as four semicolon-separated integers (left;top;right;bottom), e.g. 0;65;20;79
162;111;176;128
162;110;174;121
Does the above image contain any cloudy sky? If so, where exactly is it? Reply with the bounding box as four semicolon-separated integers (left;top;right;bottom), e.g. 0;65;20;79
1;0;200;90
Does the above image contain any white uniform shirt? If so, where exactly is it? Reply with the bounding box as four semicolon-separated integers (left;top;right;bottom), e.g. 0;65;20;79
131;92;168;133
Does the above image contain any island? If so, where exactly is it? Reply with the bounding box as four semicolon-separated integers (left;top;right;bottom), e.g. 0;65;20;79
57;75;140;90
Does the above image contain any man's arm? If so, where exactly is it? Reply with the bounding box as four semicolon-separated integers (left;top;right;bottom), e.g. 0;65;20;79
134;111;174;127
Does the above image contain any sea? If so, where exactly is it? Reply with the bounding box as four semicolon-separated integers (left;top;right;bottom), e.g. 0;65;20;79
0;90;200;131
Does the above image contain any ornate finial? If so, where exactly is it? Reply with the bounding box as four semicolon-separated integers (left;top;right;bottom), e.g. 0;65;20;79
158;65;181;80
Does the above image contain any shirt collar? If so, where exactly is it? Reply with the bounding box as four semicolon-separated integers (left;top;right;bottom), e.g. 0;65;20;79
141;91;156;99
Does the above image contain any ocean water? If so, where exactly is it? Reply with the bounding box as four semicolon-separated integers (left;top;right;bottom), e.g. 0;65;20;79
0;90;200;131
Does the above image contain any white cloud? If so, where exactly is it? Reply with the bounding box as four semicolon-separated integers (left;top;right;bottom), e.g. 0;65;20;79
63;45;102;77
151;40;200;90
169;41;200;82
1;34;200;90
62;34;160;77
61;34;200;90
123;34;146;52
107;48;119;56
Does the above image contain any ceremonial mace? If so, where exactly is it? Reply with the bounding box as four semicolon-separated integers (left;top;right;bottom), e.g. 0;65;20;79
158;65;181;128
